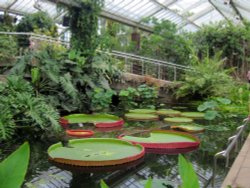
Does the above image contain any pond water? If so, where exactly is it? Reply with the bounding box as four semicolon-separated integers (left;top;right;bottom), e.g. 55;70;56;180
1;109;248;188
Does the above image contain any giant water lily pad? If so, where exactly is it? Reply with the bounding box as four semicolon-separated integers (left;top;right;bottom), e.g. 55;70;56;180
48;138;144;166
171;124;204;133
181;112;205;118
129;109;156;114
164;117;193;123
125;113;159;121
119;130;200;149
61;114;124;128
156;109;181;116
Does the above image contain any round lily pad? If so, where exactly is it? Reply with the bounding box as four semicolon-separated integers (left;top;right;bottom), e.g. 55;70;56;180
181;112;205;118
61;114;124;128
125;113;159;121
129;109;156;114
164;117;193;123
171;124;204;133
119;130;200;149
48;138;145;166
156;109;181;116
66;130;94;138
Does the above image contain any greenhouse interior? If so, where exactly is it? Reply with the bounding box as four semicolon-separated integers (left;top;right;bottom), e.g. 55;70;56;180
1;0;250;188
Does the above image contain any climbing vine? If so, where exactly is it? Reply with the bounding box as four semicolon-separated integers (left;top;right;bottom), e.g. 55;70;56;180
68;0;104;61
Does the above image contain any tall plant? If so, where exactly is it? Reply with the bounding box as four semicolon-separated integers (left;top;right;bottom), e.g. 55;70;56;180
68;0;104;60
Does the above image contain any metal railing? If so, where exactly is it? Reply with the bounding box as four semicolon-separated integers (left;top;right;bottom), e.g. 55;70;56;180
0;32;192;81
110;50;193;81
212;119;249;187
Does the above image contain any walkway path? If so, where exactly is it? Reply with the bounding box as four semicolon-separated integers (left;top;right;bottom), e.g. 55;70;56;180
221;134;250;188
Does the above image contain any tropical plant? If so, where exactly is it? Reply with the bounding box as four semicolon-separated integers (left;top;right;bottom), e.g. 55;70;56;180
0;75;61;141
0;34;17;63
137;84;158;108
119;87;139;110
191;21;250;78
178;154;199;188
139;18;192;65
16;11;58;47
66;0;104;60
176;52;236;99
87;88;116;112
119;84;158;110
0;142;30;188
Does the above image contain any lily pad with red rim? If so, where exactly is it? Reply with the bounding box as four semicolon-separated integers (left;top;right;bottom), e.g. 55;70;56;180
61;114;124;128
156;109;181;116
129;109;156;114
66;130;94;138
181;112;205;119
164;117;193;123
48;138;145;166
171;124;205;133
118;130;200;150
125;113;159;121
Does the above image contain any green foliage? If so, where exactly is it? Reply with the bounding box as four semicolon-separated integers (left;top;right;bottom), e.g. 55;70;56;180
16;12;57;47
191;21;250;77
176;53;235;99
67;0;104;59
137;84;158;108
119;84;158;110
100;180;109;188
0;75;61;141
0;27;17;63
87;88;116;112
119;87;139;109
0;142;30;188
139;19;192;65
198;98;223;120
11;42;121;113
178;154;199;188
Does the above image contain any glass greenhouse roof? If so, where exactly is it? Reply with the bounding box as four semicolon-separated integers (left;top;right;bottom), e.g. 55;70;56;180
0;0;249;32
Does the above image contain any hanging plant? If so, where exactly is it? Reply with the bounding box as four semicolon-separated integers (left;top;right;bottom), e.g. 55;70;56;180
68;0;104;62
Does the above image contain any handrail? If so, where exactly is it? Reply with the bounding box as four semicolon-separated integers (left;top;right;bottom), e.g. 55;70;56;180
111;50;193;70
212;119;249;187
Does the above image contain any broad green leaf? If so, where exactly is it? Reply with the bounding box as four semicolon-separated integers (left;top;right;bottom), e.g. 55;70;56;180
216;97;231;105
178;154;199;188
197;104;207;112
144;177;152;188
0;142;30;188
100;180;109;188
204;110;219;120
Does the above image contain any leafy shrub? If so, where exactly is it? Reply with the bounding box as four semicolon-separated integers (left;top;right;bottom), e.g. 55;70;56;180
119;87;139;110
16;12;57;47
0;76;61;141
191;21;250;77
87;88;116;112
119;84;158;110
176;53;236;99
139;18;192;65
0;35;17;63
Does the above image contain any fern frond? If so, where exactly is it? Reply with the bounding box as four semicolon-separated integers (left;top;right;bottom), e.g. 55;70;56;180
59;73;78;99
